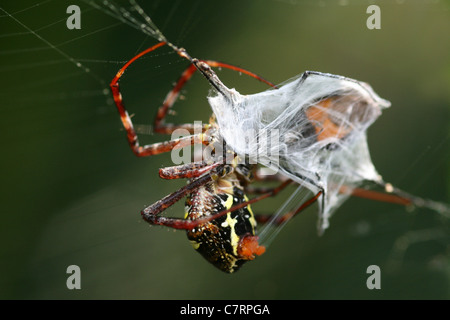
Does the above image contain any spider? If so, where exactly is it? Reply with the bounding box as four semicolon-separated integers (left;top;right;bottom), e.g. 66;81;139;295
110;41;418;273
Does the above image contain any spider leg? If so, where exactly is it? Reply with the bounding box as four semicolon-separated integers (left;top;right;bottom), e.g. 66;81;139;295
110;42;208;157
254;191;323;226
203;61;277;88
244;170;323;226
153;60;277;134
141;163;233;227
245;177;291;194
111;43;275;154
343;186;411;206
346;184;449;215
121;130;208;157
248;180;440;229
252;166;421;210
153;63;206;135
142;177;292;230
141;169;218;229
158;161;221;180
191;58;278;103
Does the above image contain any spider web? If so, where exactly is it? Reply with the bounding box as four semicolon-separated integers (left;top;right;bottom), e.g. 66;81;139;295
0;0;449;299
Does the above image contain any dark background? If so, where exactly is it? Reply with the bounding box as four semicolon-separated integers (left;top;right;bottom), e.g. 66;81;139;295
0;0;449;299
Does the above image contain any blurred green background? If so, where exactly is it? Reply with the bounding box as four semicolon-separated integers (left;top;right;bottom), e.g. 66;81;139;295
0;0;449;299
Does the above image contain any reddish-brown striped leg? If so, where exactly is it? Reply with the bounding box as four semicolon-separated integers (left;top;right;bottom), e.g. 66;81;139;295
153;60;277;135
250;183;420;227
141;173;291;230
252;183;435;229
109;42;205;157
157;179;295;230
345;186;412;206
141;164;231;229
119;129;208;157
110;42;275;155
204;60;277;89
245;184;290;195
153;63;201;135
158;161;222;180
254;191;323;226
346;184;448;214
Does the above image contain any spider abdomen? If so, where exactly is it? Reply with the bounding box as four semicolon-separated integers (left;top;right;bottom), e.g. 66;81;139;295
185;182;263;273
